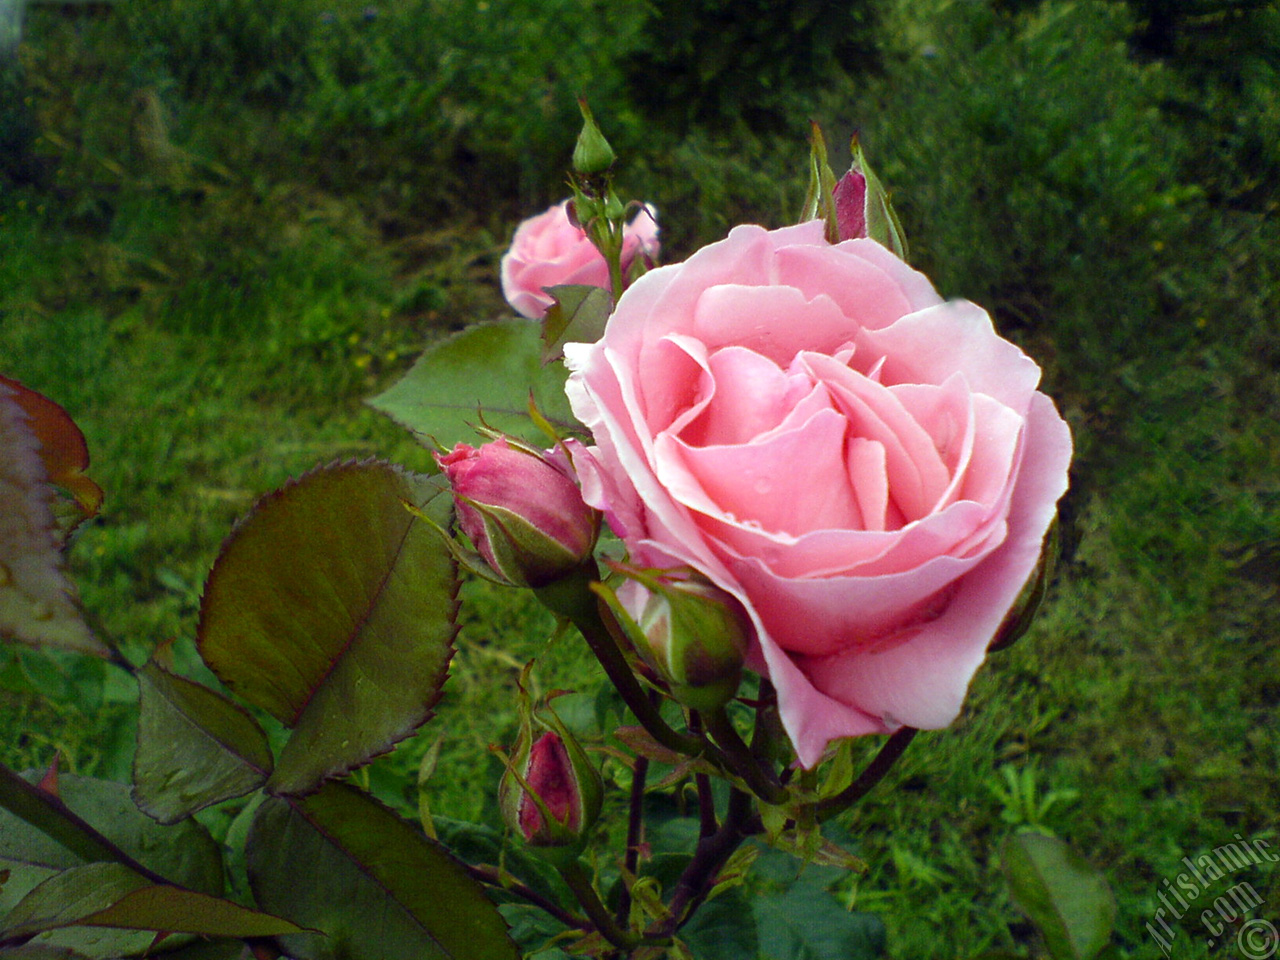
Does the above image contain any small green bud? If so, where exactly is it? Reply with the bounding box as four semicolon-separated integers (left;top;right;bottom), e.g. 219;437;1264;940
800;121;840;242
572;99;615;176
604;570;749;712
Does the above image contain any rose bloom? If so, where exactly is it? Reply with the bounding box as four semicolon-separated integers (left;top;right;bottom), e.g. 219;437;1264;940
501;201;659;320
564;221;1072;767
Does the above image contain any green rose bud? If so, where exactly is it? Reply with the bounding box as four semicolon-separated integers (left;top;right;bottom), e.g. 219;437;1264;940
834;133;909;260
572;99;615;176
604;569;750;712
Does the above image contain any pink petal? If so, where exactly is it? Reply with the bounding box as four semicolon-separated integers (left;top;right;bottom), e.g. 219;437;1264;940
635;334;710;438
802;353;951;523
720;518;996;657
752;625;888;768
661;406;863;537
799;392;1072;730
565;341;737;584
863;300;1042;407
847;437;889;532
683;346;828;447
956;393;1025;507
691;284;856;367
774;240;941;331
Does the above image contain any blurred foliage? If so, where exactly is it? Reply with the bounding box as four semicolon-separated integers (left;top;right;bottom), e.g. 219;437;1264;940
115;0;650;215
857;2;1207;378
0;60;42;189
623;0;881;135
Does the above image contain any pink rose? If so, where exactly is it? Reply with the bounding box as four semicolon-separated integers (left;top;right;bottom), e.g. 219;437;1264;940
500;201;659;319
564;221;1072;767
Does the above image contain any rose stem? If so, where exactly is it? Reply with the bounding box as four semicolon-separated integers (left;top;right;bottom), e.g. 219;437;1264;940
749;679;779;762
653;785;760;938
702;708;789;805
560;859;645;952
616;750;650;927
688;712;719;838
607;234;625;302
817;726;919;819
465;864;590;932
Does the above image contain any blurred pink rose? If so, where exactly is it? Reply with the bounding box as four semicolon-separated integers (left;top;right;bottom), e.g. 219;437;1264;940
500;201;659;319
564;221;1071;767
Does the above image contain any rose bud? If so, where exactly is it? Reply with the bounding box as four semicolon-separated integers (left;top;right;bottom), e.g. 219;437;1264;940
832;134;908;258
435;438;599;588
499;727;603;859
831;167;868;241
571;98;616;176
610;572;750;712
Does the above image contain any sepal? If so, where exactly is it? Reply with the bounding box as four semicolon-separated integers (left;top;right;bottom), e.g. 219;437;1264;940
990;518;1059;653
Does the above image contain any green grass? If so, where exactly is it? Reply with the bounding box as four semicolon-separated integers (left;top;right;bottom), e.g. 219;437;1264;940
2;0;1279;957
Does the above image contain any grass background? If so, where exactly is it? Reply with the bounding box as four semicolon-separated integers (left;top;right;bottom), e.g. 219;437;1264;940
1;0;1278;956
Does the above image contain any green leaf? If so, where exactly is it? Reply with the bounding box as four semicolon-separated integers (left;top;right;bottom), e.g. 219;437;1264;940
132;661;272;824
0;861;305;941
142;942;246;960
0;856;154;959
0;376;102;523
0;946;89;959
0;383;104;657
432;817;569;912
246;783;520;960
0;766;132;875
1001;832;1116;960
197;462;458;797
753;882;886;960
0;771;223;896
681;889;759;960
540;285;613;362
367;320;576;447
